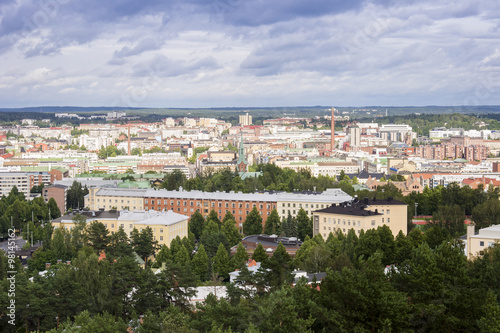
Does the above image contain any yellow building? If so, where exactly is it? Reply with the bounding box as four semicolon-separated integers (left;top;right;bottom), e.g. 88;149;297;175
85;188;146;211
51;209;188;249
466;224;500;260
313;197;407;239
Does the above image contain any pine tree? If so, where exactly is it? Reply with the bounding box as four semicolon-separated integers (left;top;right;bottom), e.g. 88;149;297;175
230;242;249;270
222;210;235;223
220;219;242;247
296;208;312;240
266;242;292;288
212;243;230;280
189;210;205;240
191;244;209;281
243;207;263;235
264;209;280;235
109;226;133;258
86;221;110;253
156;245;172;265
252;243;268;264
207;209;221;227
174;244;191;265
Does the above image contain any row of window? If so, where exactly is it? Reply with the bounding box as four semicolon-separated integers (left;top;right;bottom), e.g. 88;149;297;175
282;203;326;209
144;199;274;210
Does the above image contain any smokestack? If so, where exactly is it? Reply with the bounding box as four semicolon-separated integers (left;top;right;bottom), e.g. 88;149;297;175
331;107;335;152
128;125;131;156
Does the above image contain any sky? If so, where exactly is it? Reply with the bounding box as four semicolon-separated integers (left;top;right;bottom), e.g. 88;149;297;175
0;0;499;109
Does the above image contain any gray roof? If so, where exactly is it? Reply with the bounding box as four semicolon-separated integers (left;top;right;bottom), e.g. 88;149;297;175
52;209;187;226
118;210;188;225
97;188;148;197
143;187;352;204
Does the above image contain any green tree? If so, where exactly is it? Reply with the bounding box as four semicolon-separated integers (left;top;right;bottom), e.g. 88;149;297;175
161;169;187;190
280;213;297;237
243;207;263;235
130;227;159;268
230;242;249;270
264;209;280;235
266;242;292;289
431;204;466;236
296;208;312;240
108;226;133;258
222;210;235;223
174;244;191;265
212;243;230;280
47;197;61;219
252;243;268;264
86;221;109;253
191;244;209;282
220;219;242;247
189;210;205;240
207;209;221;227
256;286;315;333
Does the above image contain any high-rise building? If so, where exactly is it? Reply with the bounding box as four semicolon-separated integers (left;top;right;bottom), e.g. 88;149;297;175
349;125;361;150
239;112;252;126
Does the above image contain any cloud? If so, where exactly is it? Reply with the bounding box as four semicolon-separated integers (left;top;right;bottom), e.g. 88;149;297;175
1;0;500;108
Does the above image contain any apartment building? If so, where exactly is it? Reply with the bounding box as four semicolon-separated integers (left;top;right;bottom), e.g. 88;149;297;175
52;209;188;249
313;197;408;239
466;224;500;260
43;184;67;215
87;187;352;230
0;171;51;198
85;188;146;211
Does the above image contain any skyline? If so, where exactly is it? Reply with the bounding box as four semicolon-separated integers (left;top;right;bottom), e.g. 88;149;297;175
0;0;499;109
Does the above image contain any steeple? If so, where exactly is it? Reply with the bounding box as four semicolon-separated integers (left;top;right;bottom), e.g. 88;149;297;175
237;133;248;172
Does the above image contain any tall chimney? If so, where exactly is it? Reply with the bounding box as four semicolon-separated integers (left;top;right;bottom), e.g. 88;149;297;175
331;107;335;152
128;125;131;156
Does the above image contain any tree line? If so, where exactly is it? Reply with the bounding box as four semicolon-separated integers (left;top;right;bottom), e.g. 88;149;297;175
2;219;500;332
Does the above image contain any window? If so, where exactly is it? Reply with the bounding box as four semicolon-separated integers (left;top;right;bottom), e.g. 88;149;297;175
171;200;174;205
151;200;155;205
382;218;384;223
371;220;376;226
480;241;484;246
177;201;181;205
387;218;390;223
232;203;236;208
160;229;163;233
260;204;263;209
184;201;187;206
111;224;114;228
225;203;229;208
190;202;193;206
283;210;285;214
246;203;249;208
129;224;132;228
219;202;222;207
160;236;163;241
387;209;390;214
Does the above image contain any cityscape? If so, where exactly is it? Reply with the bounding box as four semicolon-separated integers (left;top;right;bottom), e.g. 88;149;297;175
1;0;500;332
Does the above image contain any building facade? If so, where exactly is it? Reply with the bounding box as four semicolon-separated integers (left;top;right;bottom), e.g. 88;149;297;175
313;198;408;239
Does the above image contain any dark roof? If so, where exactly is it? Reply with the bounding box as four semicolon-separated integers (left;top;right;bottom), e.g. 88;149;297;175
314;197;406;216
243;234;303;247
52;210;120;222
314;204;382;217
